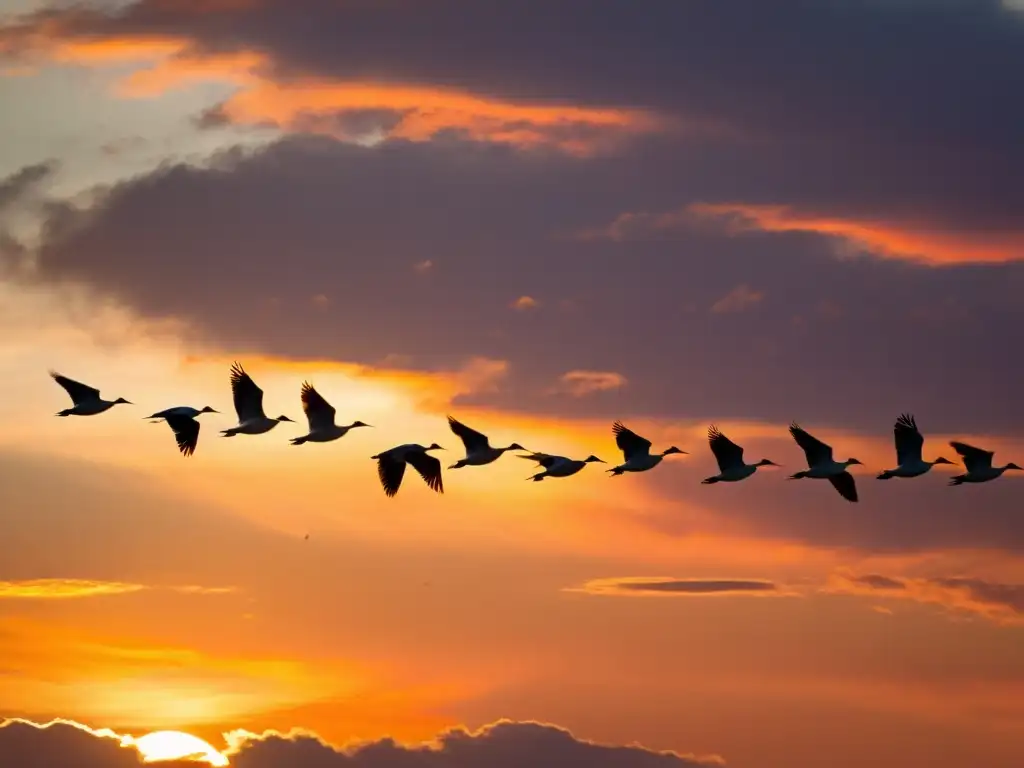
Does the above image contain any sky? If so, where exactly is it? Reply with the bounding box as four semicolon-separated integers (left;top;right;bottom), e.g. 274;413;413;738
1;0;1024;766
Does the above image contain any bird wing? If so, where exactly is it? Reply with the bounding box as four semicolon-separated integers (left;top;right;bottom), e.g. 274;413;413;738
50;371;99;405
518;452;561;468
230;362;265;421
893;413;923;465
828;471;858;502
612;421;651;459
407;451;444;494
165;414;200;457
447;416;490;452
300;381;336;430
789;423;833;466
376;455;406;497
708;425;744;471
950;441;994;472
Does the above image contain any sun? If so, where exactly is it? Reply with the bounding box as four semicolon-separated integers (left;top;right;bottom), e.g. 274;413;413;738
132;731;229;765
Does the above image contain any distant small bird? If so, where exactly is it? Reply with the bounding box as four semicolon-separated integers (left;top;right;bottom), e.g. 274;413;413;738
787;423;862;502
702;425;779;483
372;443;445;497
607;421;686;476
220;362;294;437
146;406;219;457
520;451;605;481
290;382;371;445
877;414;953;479
948;441;1022;485
50;371;131;416
446;416;525;469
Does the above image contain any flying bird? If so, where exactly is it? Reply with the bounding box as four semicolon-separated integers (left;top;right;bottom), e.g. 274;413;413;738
446;416;525;469
948;441;1022;485
519;451;605;481
220;362;294;437
787;423;862;502
702;425;779;483
50;371;131;416
876;414;954;479
372;443;445;497
145;406;219;457
290;382;371;445
607;421;686;476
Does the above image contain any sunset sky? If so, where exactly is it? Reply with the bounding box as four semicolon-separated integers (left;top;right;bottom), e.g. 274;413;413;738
2;1;1024;766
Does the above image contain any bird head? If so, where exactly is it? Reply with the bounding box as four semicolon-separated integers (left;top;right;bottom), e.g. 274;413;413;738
1007;462;1023;471
846;458;863;466
507;442;526;451
426;443;444;451
114;398;132;405
277;415;295;422
757;459;781;467
932;456;954;465
351;420;372;428
200;406;219;414
663;446;687;456
584;455;606;463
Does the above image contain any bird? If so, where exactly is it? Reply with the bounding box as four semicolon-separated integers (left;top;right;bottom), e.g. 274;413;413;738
372;443;445;497
787;422;862;502
607;421;686;476
50;371;131;416
702;425;779;483
290;382;371;445
948;441;1022;485
220;362;295;437
145;406;219;457
519;451;605;481
876;414;954;479
446;416;526;469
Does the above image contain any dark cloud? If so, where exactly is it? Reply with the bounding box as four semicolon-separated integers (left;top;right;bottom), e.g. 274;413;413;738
0;161;57;213
573;578;784;596
0;718;723;768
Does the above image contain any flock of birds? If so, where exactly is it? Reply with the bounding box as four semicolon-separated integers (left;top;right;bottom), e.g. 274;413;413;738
50;363;1021;502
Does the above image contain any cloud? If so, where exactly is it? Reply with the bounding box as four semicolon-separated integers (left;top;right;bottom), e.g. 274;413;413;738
510;295;538;311
552;370;627;397
0;579;237;600
709;284;763;314
568;576;792;598
0;717;724;768
0;161;58;213
823;571;1024;625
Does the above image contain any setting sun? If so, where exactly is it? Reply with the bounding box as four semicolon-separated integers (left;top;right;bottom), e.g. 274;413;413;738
132;731;228;765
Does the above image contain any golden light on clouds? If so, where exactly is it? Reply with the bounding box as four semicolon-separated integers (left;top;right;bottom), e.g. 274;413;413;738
132;730;228;765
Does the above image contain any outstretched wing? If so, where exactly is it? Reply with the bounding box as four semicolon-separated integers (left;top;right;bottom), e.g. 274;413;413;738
376;456;406;497
950;441;994;472
230;362;265;421
301;382;336;430
165;414;200;457
518;452;562;468
893;413;923;466
612;421;651;460
407;451;444;494
708;425;744;472
50;371;99;405
828;471;858;502
447;416;490;452
789;423;833;466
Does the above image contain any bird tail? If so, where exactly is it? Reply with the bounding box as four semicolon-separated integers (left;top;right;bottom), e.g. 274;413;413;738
290;436;309;446
528;473;546;482
876;471;893;480
606;467;624;476
448;460;466;469
55;410;71;417
948;476;965;486
220;429;238;437
701;476;720;484
787;471;807;480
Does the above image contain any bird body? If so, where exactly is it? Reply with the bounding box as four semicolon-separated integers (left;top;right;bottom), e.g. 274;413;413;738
50;372;131;416
446;416;525;468
702;425;778;483
948;441;1022;485
607;421;686;475
291;382;370;445
787;423;861;502
520;452;605;481
877;414;953;479
220;362;294;437
372;443;445;497
146;405;218;457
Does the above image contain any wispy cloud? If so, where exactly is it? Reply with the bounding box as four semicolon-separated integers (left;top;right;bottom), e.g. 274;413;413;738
0;579;237;600
568;577;795;598
551;370;627;397
510;295;539;311
710;284;764;314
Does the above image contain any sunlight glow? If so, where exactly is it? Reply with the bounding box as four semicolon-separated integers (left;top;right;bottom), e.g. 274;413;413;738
132;730;228;765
